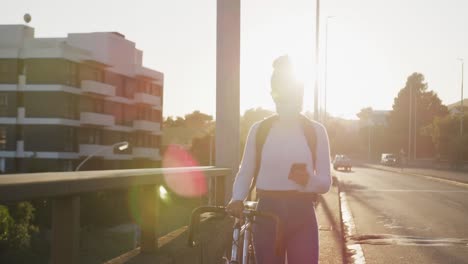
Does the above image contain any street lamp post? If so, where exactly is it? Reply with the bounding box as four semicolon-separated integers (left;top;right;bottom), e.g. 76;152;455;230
414;90;417;161
458;58;464;137
367;115;373;162
75;141;129;171
408;82;413;162
368;121;371;162
314;0;320;121
323;15;334;123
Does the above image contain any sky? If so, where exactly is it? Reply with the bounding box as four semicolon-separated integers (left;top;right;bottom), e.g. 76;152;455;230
1;0;467;120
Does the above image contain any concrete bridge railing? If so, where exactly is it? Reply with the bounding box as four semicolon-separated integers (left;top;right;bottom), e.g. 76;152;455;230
0;167;230;264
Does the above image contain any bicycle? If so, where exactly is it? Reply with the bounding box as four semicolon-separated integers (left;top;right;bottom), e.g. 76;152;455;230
188;201;283;264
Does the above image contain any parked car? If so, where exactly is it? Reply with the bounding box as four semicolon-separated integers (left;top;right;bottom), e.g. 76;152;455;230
381;153;397;166
333;154;352;171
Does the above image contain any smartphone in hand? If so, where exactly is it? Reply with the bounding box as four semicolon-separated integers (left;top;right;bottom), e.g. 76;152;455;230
288;163;309;187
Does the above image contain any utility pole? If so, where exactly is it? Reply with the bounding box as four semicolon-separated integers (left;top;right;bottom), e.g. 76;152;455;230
413;92;417;161
368;120;372;162
313;0;320;121
408;82;412;162
459;58;464;137
323;16;334;124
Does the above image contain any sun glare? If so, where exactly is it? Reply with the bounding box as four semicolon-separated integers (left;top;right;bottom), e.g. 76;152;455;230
288;53;312;85
242;14;317;112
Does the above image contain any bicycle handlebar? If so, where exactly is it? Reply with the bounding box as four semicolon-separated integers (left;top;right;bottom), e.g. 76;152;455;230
187;206;284;256
187;206;227;247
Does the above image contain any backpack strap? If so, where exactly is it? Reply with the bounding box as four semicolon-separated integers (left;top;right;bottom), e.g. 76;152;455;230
300;115;317;173
248;115;278;199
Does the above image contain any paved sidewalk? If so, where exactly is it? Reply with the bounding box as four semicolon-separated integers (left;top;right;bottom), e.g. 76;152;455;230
364;164;468;184
316;178;344;264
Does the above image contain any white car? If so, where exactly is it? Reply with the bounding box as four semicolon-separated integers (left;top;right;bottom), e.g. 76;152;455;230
381;153;397;166
333;155;352;171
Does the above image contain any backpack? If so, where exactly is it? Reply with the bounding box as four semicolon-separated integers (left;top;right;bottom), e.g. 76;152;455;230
248;114;317;199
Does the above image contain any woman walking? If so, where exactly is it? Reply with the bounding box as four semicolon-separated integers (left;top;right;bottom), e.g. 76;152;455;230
226;55;332;264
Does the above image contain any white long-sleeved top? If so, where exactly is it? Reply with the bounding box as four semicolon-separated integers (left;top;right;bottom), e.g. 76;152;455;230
232;117;332;201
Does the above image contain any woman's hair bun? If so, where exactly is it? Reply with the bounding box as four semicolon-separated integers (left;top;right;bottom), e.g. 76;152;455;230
271;55;296;90
272;55;293;74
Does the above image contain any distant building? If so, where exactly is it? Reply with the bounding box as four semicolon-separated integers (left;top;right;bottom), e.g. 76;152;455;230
447;99;468;117
0;25;163;173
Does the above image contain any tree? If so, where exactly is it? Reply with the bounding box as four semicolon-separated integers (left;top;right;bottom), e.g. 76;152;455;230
190;134;215;166
423;115;468;166
387;73;448;158
163;116;175;127
356;107;374;159
324;117;360;158
0;202;38;251
357;107;373;121
184;111;213;129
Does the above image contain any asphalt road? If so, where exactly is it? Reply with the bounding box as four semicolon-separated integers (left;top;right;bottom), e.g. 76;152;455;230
336;166;468;264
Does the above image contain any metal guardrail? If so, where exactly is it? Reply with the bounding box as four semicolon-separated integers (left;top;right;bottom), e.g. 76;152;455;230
0;166;230;264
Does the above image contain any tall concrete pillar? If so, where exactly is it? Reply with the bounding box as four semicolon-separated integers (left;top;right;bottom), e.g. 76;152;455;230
216;0;241;203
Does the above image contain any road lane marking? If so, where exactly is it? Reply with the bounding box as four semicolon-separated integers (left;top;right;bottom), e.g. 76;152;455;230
351;234;468;247
418;174;468;188
340;191;367;264
349;189;468;193
363;165;468;188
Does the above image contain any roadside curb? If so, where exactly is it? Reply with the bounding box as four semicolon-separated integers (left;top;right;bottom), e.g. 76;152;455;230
362;164;468;188
334;174;366;264
316;176;346;264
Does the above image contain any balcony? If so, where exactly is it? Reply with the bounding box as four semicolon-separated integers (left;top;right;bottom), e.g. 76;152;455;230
134;92;162;107
132;147;160;160
81;80;116;97
80;112;115;127
133;120;160;132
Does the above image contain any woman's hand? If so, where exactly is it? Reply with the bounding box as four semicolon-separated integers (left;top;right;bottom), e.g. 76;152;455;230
226;200;244;218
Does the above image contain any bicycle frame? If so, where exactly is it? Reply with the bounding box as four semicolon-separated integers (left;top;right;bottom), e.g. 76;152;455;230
188;204;282;264
230;214;254;264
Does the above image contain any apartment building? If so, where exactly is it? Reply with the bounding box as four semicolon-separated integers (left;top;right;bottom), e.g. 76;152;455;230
0;25;163;173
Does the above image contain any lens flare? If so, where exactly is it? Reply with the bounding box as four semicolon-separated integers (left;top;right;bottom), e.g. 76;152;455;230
159;185;169;200
127;186;141;226
162;144;207;197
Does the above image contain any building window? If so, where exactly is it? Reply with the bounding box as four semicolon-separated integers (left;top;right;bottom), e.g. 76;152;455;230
80;128;102;145
135;133;143;147
0;158;5;173
137;106;153;121
0;63;8;73
66;95;78;119
92;69;103;82
64;128;75;152
0;94;8;106
151;84;162;96
62;160;73;171
68;61;79;87
115;75;125;97
94;98;104;113
93;129;101;145
0;94;7;116
0;127;6;150
124;78;135;98
0;59;18;84
113;103;124;125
